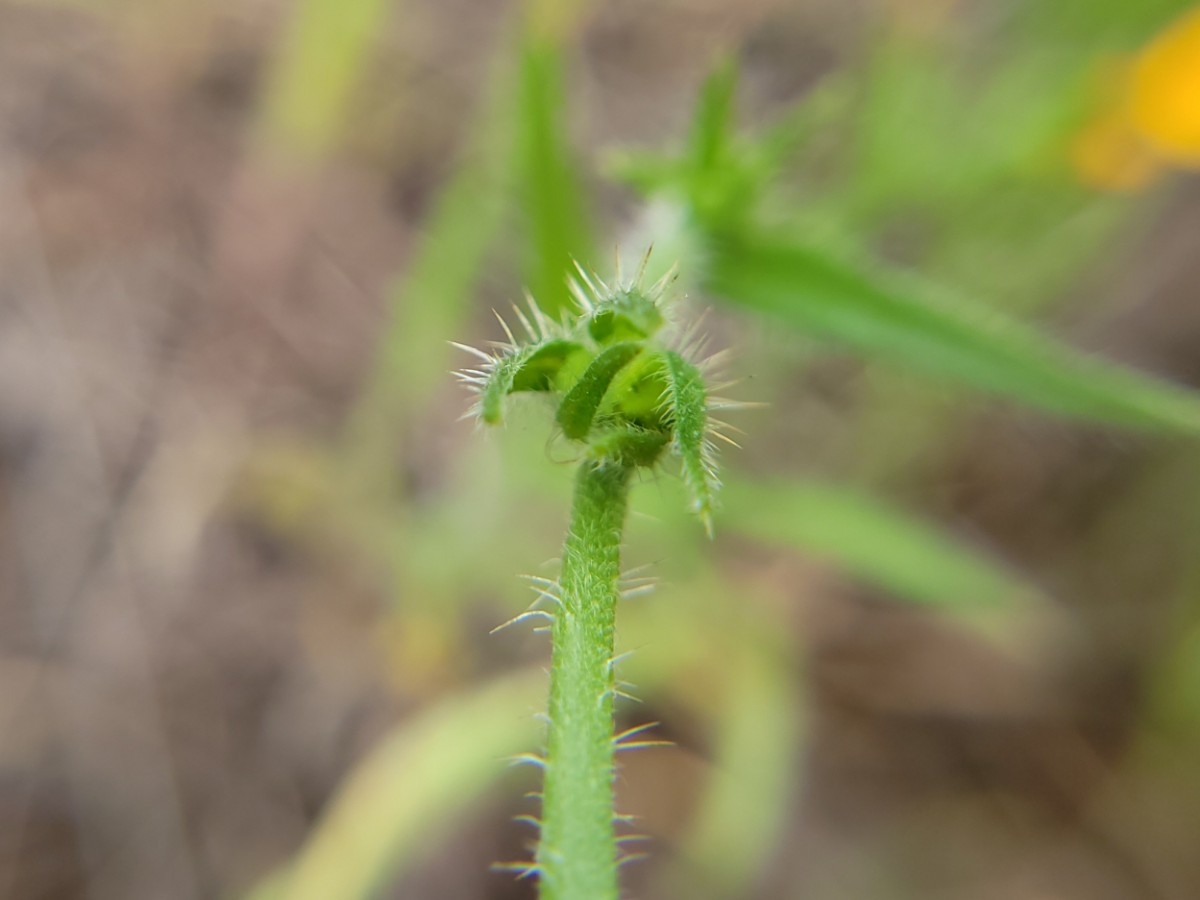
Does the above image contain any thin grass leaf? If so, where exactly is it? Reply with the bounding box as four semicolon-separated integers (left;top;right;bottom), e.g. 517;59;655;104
258;0;390;160
516;38;594;315
244;671;544;900
341;41;518;482
672;645;801;898
707;231;1200;435
688;56;738;176
720;479;1039;614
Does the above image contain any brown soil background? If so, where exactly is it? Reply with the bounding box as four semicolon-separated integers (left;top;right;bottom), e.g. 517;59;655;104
2;2;1199;899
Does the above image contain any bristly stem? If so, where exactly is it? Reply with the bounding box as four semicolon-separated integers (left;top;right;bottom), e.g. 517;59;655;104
536;459;633;900
455;261;729;896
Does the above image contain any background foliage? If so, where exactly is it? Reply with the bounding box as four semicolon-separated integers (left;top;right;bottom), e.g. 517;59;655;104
2;1;1200;898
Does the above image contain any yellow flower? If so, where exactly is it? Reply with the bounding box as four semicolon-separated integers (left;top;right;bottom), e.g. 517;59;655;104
1129;6;1200;165
1072;7;1200;190
1071;62;1159;191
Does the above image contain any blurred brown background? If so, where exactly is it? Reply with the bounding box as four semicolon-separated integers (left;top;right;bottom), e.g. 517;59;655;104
2;1;1200;899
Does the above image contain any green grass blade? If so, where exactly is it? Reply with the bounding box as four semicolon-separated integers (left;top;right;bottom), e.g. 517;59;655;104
707;232;1200;434
257;0;391;161
688;56;738;176
720;479;1038;615
372;111;515;408
516;38;594;315
341;42;518;477
243;671;544;900
673;641;802;898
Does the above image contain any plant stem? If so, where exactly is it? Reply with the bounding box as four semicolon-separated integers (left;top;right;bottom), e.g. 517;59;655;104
537;460;632;900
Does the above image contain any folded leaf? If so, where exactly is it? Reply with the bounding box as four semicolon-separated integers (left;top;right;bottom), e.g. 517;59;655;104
660;351;719;535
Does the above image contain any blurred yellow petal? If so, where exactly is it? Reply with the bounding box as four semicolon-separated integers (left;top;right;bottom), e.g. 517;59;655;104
1130;7;1200;165
1071;103;1161;191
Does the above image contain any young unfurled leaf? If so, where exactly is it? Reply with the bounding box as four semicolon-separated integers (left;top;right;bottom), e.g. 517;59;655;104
474;346;537;425
556;342;643;440
511;339;588;392
462;337;584;426
605;350;671;427
587;288;666;345
660;350;719;535
456;262;732;539
588;424;670;468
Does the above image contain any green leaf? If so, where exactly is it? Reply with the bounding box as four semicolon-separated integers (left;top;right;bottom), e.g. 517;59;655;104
707;232;1200;435
556;343;642;440
720;479;1038;614
660;351;718;535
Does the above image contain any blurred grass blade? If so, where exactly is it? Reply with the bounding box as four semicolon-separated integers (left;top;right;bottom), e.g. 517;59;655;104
258;0;391;160
708;232;1200;434
341;43;518;477
516;37;595;314
672;640;802;899
245;671;544;900
375;66;516;399
720;479;1037;615
688;56;738;176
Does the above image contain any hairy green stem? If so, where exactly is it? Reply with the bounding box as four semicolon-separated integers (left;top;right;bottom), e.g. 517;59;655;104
537;460;632;900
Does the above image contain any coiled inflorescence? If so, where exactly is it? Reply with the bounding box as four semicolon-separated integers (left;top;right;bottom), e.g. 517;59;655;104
454;258;736;534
